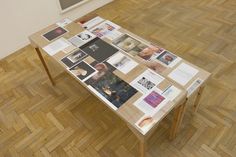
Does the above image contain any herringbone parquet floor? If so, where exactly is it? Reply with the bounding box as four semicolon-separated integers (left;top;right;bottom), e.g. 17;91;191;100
1;0;236;156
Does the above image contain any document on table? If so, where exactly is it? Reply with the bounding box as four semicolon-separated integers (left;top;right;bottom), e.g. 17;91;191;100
43;38;71;56
131;69;165;94
56;18;72;27
82;16;105;29
168;63;199;86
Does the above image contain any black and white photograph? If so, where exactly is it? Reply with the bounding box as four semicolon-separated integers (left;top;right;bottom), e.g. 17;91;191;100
80;37;119;62
107;52;138;74
112;34;148;56
131;69;164;94
69;61;97;81
61;49;87;68
68;30;96;47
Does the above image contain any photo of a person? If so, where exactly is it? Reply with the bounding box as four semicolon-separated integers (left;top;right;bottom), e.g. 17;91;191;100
156;51;177;66
85;62;137;108
69;61;96;81
61;50;87;68
138;45;164;60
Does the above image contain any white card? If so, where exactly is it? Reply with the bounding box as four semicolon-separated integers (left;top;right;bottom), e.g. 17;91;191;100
82;16;105;29
131;69;164;94
162;86;181;101
56;18;72;27
43;38;71;56
168;63;199;86
104;30;123;41
107;52;138;74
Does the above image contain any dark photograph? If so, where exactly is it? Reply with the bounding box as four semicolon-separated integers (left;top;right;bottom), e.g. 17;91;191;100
69;61;96;81
85;62;137;108
80;37;119;62
61;49;87;68
43;27;67;41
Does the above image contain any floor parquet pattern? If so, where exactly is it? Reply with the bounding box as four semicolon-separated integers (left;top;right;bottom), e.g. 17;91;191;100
0;0;236;156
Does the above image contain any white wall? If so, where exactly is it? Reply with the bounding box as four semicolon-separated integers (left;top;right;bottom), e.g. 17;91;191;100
0;0;113;59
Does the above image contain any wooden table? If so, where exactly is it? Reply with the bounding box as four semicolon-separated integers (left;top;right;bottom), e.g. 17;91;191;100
29;16;209;157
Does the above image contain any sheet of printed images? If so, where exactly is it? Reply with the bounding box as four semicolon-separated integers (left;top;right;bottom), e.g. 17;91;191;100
61;35;138;111
89;20;123;40
112;33;182;68
68;30;97;47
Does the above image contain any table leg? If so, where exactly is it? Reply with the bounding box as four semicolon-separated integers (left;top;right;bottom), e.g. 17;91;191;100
140;140;146;157
193;86;205;112
35;47;55;86
169;99;187;140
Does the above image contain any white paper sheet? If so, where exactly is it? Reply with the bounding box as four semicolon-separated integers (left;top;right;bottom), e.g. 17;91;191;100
131;69;164;94
56;18;72;27
107;52;138;74
43;38;71;56
134;87;169;116
82;16;105;29
104;30;123;41
187;78;203;96
162;86;181;101
168;63;199;86
69;30;96;47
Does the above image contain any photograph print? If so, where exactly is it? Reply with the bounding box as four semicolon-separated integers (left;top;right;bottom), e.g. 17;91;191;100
156;50;181;67
68;30;96;47
85;62;137;109
69;61;97;81
80;37;119;62
107;52;138;74
134;87;168;116
61;49;87;68
138;45;164;60
90;20;120;38
42;27;68;41
112;34;148;56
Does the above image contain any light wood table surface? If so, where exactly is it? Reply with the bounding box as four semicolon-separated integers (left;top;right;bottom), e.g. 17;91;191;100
29;15;210;157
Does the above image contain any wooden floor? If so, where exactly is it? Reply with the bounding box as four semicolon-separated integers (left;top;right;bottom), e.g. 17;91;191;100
1;0;236;156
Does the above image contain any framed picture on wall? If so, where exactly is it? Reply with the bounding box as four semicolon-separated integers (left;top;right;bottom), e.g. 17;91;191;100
57;0;90;13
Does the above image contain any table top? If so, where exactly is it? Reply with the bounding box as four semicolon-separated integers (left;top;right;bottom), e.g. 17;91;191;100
29;16;209;137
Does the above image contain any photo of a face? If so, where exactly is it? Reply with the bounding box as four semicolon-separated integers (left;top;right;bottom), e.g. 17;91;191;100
77;30;95;41
61;50;87;68
145;61;166;73
43;27;67;41
138;45;164;60
91;21;119;38
69;61;96;81
144;91;165;108
156;51;177;66
112;34;149;56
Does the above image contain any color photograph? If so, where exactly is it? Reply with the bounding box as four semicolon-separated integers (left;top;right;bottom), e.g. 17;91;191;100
61;49;87;68
69;61;97;81
85;62;137;109
134;87;169;116
91;20;120;38
156;50;180;67
135;115;155;135
138;45;164;60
